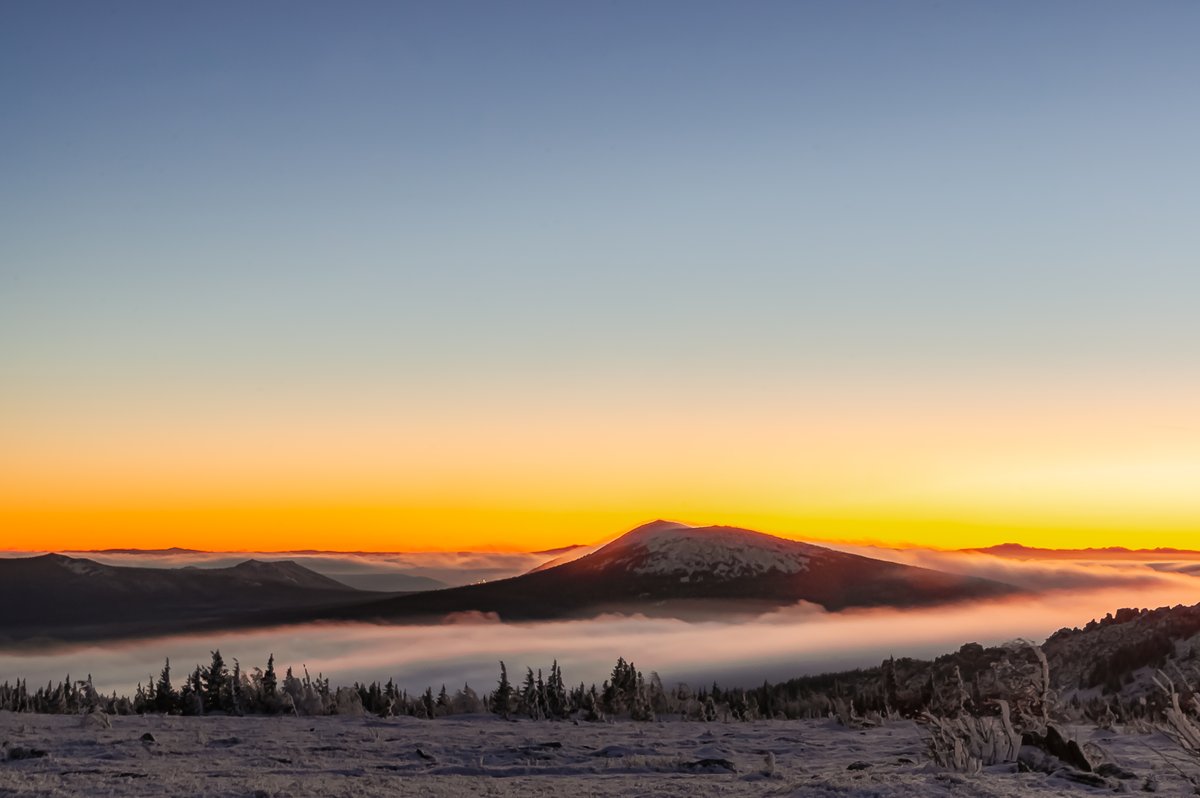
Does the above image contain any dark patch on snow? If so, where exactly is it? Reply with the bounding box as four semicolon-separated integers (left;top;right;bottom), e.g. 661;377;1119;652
4;746;48;761
1097;762;1137;779
682;757;736;772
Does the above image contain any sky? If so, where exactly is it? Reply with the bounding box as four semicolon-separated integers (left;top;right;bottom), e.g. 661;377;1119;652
2;1;1199;553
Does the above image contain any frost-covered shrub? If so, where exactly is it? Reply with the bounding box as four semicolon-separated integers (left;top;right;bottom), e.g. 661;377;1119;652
987;640;1055;729
1154;669;1200;761
922;640;1056;773
923;700;1021;774
334;687;364;717
440;684;477;715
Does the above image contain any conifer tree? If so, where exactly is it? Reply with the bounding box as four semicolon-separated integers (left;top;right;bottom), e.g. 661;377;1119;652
882;656;898;710
230;659;244;715
520;667;539;719
202;650;227;713
263;654;278;697
492;661;512;718
155;658;176;713
583;684;601;722
535;668;547;720
180;666;204;715
546;660;568;719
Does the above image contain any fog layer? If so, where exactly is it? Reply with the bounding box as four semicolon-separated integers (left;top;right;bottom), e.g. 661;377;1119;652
6;575;1199;698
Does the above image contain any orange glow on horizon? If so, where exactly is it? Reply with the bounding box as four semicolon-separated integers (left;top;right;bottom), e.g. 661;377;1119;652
3;375;1199;554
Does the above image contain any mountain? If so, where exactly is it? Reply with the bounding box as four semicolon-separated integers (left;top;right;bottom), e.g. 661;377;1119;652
765;600;1200;725
0;554;374;646
0;523;1021;645
1041;603;1200;696
322;521;1020;624
966;543;1200;560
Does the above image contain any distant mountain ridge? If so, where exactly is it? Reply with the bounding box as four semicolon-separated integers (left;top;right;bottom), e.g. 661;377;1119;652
88;547;203;555
966;543;1200;560
0;554;374;646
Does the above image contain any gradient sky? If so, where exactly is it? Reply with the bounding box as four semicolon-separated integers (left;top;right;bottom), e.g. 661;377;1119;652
3;1;1199;552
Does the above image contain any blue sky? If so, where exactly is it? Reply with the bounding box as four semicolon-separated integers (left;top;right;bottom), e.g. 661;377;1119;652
3;2;1200;551
4;1;1198;389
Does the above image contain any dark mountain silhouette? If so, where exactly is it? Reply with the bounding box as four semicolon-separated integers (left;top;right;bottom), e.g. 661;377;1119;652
0;554;375;646
2;522;1022;646
317;521;1021;624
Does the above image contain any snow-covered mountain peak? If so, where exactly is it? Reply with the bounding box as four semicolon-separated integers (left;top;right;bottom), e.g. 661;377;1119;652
592;522;821;579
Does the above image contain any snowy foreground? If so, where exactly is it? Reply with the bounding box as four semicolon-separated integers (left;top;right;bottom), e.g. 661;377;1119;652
0;712;1192;797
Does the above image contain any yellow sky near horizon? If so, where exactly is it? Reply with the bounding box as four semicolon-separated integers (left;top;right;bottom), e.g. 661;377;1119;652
3;374;1198;553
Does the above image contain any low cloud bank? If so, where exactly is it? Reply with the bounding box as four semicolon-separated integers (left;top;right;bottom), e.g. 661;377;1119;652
824;544;1200;592
6;578;1200;698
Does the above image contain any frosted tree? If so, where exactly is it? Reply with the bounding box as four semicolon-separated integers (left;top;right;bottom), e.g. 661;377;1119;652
535;669;548;719
882;656;899;711
180;666;204;715
78;674;100;714
519;667;544;720
546;660;568;719
648;672;671;716
492;661;512;718
630;671;655;722
450;683;485;714
583;684;602;722
282;666;304;711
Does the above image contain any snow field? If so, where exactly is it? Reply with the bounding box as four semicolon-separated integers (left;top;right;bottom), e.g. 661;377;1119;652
1;712;1193;797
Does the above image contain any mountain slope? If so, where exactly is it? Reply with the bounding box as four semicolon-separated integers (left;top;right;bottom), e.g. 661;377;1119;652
325;521;1020;624
0;554;374;645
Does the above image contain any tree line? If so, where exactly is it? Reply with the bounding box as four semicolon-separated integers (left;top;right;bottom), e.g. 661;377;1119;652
0;651;857;721
3;634;1193;725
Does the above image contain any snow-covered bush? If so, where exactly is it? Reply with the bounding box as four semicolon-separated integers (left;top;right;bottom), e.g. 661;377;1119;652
1154;668;1200;767
923;700;1020;774
333;687;364;717
922;640;1055;773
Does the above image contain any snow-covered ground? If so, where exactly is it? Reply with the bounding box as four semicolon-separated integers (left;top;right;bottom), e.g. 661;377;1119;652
1;712;1192;796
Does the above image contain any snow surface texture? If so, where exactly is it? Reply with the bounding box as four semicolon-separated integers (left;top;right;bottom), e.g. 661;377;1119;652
597;521;819;579
1;712;1186;797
